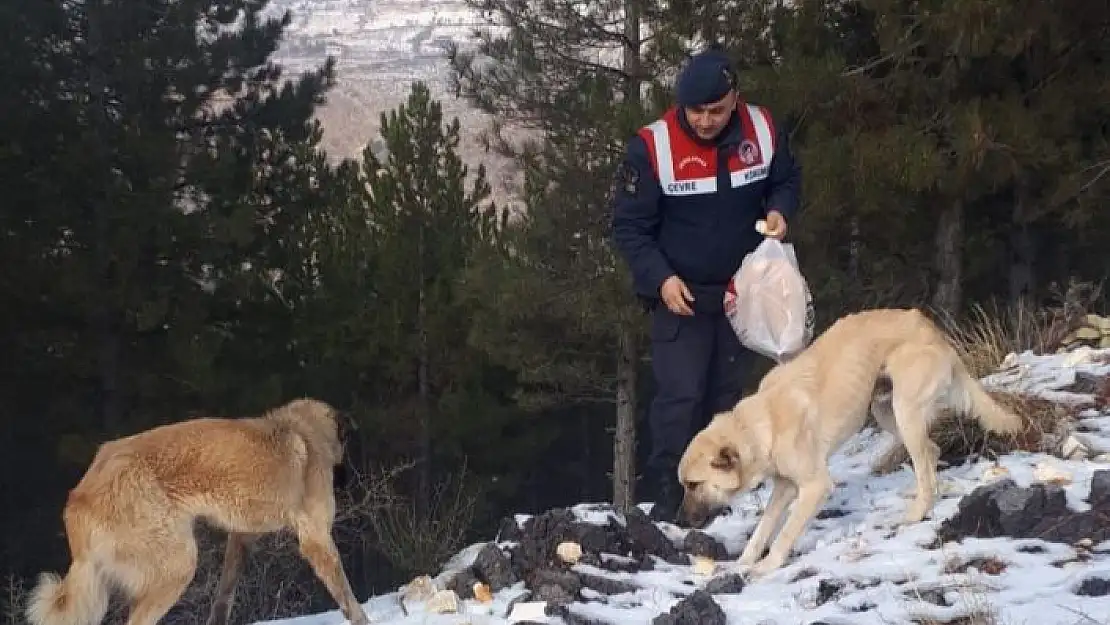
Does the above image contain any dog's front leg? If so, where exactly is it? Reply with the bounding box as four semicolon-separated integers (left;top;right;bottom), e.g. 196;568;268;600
748;473;832;578
295;519;370;625
737;477;796;567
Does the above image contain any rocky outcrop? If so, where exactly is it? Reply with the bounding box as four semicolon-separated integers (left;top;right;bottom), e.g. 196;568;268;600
935;469;1110;545
425;504;742;623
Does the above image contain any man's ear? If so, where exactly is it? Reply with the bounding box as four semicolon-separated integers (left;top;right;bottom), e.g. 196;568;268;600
710;445;740;471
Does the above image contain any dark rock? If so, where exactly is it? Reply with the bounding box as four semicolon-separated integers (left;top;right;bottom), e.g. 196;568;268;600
578;571;639;596
936;479;1071;542
703;573;745;595
816;508;849;520
651;589;727;625
514;508;614;575
1027;509;1110;544
599;554;640;573
816;579;844;605
579;551;603;568
929;472;1110;546
993;481;1069;534
445;567;480;599
496;515;525;542
1076;577;1110;597
683;530;729;560
1090;469;1110;507
529;567;581;605
913;588;951;607
1064;371;1106;395
625;506;685;564
473;543;517;590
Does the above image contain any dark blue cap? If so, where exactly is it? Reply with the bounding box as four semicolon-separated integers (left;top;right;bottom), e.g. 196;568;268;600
675;50;736;106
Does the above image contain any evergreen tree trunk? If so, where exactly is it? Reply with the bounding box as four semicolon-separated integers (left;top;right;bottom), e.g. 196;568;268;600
849;216;860;280
416;225;431;517
87;0;121;434
1009;189;1036;306
613;325;637;512
580;411;593;501
612;0;643;513
932;199;964;315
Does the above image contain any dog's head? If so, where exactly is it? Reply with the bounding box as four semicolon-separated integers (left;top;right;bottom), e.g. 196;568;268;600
676;424;758;529
281;398;346;463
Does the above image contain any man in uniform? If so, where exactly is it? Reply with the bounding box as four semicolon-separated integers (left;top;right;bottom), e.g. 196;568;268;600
610;48;802;523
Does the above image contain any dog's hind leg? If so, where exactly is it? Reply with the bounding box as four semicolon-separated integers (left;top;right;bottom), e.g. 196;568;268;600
870;387;909;476
205;533;258;625
887;348;944;524
121;534;198;625
737;476;797;567
294;520;369;625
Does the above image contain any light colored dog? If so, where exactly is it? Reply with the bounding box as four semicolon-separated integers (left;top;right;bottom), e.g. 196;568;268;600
677;308;1022;578
26;398;369;625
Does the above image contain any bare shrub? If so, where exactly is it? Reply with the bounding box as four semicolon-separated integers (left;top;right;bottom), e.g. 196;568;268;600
2;576;27;625
365;459;481;580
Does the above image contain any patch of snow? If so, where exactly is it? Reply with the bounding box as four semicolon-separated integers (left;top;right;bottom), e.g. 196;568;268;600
571;502;627;527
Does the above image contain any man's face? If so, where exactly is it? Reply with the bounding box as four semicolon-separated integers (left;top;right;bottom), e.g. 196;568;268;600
683;90;737;141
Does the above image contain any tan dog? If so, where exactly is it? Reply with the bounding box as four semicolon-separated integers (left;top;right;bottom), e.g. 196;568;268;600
26;398;369;625
677;308;1022;578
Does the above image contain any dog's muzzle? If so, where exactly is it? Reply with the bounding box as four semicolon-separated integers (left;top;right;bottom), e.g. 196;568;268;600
679;494;731;529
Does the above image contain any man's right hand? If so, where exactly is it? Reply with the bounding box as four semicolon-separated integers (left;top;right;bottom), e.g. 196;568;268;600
660;275;695;316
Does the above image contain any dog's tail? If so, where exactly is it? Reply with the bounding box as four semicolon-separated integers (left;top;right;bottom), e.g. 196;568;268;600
950;358;1024;435
27;497;110;625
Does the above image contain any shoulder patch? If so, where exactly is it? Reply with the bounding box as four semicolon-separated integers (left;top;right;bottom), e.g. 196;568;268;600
618;161;641;197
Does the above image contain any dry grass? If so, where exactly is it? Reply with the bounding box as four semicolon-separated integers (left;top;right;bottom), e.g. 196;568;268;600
935;390;1077;461
935;281;1099;379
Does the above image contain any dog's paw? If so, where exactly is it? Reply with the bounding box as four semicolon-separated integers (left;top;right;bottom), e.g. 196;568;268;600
902;502;931;525
745;554;786;580
736;550;760;567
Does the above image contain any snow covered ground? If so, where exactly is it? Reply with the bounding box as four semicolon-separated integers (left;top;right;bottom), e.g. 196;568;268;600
253;348;1110;625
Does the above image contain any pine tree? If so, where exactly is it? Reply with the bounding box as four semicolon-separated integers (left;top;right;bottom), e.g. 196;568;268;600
0;0;344;576
742;0;1110;316
5;0;342;429
356;81;526;517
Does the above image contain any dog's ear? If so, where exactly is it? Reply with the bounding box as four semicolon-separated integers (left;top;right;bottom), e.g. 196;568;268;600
710;445;740;471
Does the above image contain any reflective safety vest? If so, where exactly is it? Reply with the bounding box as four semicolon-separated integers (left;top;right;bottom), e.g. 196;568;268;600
638;103;776;196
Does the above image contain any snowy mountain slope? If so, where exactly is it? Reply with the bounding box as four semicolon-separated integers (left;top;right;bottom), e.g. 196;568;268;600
268;0;521;208
249;347;1110;624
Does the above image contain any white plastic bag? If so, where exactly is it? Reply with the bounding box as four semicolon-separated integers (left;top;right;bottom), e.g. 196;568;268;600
726;236;815;362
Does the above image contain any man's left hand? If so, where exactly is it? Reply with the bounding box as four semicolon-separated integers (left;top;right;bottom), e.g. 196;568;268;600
764;210;788;240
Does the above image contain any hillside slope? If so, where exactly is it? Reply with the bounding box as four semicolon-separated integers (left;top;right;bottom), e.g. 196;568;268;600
253;345;1110;624
270;0;522;208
